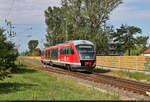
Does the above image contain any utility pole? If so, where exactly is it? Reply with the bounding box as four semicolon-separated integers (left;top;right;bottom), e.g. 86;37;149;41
65;18;68;41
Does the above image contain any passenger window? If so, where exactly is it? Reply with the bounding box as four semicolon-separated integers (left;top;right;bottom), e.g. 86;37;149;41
60;46;74;55
68;46;74;55
68;46;71;54
51;48;58;59
64;47;67;54
62;48;64;54
71;47;74;54
66;47;69;54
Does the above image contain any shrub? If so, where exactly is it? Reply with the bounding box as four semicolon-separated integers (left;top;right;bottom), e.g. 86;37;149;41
0;28;18;80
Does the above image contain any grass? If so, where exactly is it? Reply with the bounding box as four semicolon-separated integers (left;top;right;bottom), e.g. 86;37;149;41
94;68;150;82
0;57;120;100
111;70;150;81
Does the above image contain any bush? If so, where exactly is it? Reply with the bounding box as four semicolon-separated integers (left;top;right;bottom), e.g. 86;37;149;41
0;28;18;80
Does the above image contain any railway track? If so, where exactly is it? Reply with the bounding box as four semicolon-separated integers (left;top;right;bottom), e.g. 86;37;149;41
23;57;150;98
90;73;150;96
38;65;150;97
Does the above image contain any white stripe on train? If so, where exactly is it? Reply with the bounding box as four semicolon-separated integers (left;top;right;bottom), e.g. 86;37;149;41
41;59;81;66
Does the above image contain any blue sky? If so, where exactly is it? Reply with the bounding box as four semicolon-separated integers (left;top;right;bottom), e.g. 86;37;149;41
0;0;149;52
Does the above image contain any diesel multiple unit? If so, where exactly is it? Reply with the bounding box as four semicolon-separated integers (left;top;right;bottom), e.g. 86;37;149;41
41;40;96;72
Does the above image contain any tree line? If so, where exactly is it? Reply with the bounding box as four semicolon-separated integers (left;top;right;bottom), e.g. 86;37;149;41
44;0;149;56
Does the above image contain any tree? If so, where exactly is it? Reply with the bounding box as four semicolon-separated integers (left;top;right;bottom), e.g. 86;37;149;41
44;0;122;54
5;21;16;41
28;40;39;52
93;30;109;55
0;27;18;80
124;46;143;56
44;7;64;47
136;36;149;53
111;24;149;56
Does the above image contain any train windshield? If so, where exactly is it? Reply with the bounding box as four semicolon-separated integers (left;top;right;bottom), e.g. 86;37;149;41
76;45;95;60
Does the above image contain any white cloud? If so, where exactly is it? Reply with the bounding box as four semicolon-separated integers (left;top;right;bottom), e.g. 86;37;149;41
0;0;61;24
110;0;150;22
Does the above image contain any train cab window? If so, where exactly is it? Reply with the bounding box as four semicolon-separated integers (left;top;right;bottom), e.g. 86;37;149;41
76;44;95;59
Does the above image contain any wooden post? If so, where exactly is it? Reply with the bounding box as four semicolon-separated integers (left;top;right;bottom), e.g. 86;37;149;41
119;56;120;69
136;56;138;71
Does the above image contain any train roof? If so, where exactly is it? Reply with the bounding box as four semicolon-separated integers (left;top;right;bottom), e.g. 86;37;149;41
41;40;94;50
68;40;94;46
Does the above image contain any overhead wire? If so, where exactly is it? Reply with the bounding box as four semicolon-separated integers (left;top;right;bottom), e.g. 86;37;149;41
15;0;33;36
5;0;16;22
16;0;34;36
27;0;34;37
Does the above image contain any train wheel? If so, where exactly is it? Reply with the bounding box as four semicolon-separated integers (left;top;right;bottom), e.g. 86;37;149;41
66;65;70;71
50;61;53;66
88;69;93;74
43;62;46;65
66;65;72;71
70;66;73;72
89;70;93;74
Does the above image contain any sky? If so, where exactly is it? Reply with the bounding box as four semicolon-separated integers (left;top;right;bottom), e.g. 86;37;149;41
0;0;150;53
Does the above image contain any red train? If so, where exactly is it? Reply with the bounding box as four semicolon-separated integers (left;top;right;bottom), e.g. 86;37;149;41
41;40;96;72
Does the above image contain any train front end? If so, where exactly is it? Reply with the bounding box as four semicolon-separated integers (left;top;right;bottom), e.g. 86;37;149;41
73;40;96;72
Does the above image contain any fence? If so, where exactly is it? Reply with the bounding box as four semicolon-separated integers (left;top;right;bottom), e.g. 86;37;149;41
96;56;150;71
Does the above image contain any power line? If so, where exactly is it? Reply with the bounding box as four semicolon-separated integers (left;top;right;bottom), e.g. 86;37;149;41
17;27;32;34
5;0;16;21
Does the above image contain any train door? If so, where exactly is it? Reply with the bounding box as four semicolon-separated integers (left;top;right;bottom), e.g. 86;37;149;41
58;47;60;61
